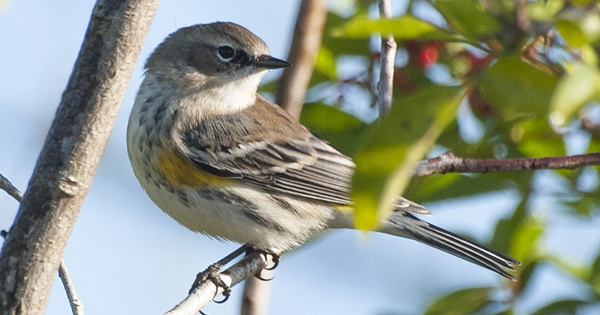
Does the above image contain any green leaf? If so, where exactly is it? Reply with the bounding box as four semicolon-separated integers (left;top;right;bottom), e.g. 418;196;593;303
518;259;540;293
479;56;557;119
549;65;600;126
490;194;529;255
546;255;588;281
424;286;494;315
529;0;565;21
510;216;544;262
322;12;371;57
587;247;600;293
406;173;511;203
435;0;501;40
556;20;589;47
300;103;367;156
352;85;466;229
531;299;589;315
515;118;566;157
334;15;466;42
564;194;600;217
313;46;337;80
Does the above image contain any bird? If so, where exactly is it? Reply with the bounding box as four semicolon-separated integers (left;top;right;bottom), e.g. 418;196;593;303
126;21;519;282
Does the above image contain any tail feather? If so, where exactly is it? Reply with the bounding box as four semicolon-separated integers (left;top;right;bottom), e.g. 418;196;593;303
382;212;520;280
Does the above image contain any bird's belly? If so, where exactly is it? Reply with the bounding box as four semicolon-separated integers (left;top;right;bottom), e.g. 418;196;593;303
142;180;334;253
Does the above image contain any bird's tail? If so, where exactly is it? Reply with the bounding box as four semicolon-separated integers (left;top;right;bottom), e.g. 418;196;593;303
380;212;520;280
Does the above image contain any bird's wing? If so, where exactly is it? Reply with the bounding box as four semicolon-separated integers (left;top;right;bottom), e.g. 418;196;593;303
178;95;429;213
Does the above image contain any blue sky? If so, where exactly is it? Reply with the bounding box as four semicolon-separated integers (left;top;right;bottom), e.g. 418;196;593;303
2;1;600;314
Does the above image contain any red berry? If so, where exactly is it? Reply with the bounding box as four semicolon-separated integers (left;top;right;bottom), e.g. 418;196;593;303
418;44;439;67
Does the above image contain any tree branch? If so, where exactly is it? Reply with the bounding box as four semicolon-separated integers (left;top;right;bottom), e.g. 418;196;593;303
240;269;273;315
376;0;397;117
275;0;327;120
58;260;84;315
0;172;23;202
414;151;600;177
0;1;159;314
0;174;83;315
163;251;268;315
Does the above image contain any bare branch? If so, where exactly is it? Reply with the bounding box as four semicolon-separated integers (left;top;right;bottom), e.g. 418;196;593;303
58;260;84;315
0;0;159;313
240;269;273;315
0;172;23;202
414;151;600;177
275;0;327;120
376;0;397;117
0;173;83;315
163;252;268;315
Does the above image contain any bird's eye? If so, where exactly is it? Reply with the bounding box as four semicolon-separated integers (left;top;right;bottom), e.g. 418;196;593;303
217;45;235;61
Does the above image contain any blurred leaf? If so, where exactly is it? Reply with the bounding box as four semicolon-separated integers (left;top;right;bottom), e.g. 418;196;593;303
406;173;512;203
490;194;529;254
531;299;589;315
435;0;501;40
518;259;541;294
546;254;588;280
515;118;566;157
510;216;544;262
586;247;600;294
322;12;371;56
529;0;565;21
314;46;338;80
580;44;599;65
424;286;493;315
579;13;600;42
479;56;557;119
258;79;278;95
564;194;600;217
557;20;588;47
550;65;600;126
352;85;466;229
334;15;466;42
589;137;600;153
300;103;367;156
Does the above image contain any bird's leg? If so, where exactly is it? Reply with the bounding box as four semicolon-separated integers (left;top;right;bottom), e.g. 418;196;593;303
245;247;280;281
189;244;250;301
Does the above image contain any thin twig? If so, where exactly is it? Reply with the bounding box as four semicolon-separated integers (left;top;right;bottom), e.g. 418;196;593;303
414;151;600;177
58;260;84;315
0;172;23;202
163;251;268;315
376;0;397;117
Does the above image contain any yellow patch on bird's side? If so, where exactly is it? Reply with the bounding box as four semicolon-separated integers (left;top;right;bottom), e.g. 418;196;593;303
158;149;232;187
334;205;354;214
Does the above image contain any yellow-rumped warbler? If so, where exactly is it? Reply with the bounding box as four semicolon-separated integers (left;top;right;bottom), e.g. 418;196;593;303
127;22;519;279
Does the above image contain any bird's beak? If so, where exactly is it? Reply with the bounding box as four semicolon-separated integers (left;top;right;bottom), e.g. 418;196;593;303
254;55;291;69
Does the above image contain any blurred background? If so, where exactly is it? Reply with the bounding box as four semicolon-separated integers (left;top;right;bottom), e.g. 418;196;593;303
1;0;600;314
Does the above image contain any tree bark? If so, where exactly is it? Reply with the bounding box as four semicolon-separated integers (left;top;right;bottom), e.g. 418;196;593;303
0;1;159;314
275;0;327;120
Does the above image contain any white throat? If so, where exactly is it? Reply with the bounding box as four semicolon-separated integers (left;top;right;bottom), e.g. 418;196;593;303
186;70;267;116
